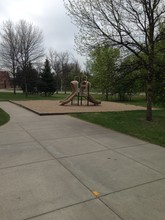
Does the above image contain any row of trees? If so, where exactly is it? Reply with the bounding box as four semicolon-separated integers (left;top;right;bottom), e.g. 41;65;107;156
0;20;44;95
15;56;83;96
0;20;83;96
88;29;165;105
16;59;56;96
48;49;82;93
64;0;165;121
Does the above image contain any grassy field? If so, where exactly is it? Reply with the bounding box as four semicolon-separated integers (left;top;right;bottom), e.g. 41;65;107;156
72;110;165;147
0;91;67;101
0;108;10;126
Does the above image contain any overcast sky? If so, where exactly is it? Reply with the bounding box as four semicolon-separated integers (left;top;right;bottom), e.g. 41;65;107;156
0;0;86;68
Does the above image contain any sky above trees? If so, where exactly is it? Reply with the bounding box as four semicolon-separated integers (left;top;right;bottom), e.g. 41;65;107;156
0;0;85;67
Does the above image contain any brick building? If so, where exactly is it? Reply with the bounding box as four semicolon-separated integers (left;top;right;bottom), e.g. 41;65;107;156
0;71;12;89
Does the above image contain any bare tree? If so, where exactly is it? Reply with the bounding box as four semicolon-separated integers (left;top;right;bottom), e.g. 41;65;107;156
64;0;165;121
48;49;61;93
0;20;45;96
16;20;44;68
71;58;81;74
59;51;70;93
16;20;44;96
0;20;19;94
48;50;71;93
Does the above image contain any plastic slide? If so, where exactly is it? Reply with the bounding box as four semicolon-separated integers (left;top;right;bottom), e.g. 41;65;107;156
87;94;101;105
60;80;78;105
60;92;77;105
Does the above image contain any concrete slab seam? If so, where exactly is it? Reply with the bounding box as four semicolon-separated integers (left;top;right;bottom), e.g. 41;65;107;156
18;127;98;200
99;177;165;198
112;148;165;176
86;135;148;150
0;159;55;171
23;198;97;220
99;198;124;220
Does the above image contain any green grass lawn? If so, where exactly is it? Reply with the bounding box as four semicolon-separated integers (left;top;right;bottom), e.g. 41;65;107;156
111;96;148;107
0;108;10;126
0;91;68;101
72;110;165;147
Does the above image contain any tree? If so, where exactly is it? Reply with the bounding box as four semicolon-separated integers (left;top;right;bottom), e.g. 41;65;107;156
64;0;165;121
0;20;19;94
67;59;82;79
64;60;82;90
37;59;56;96
153;23;165;106
88;46;120;100
48;49;61;94
16;62;38;93
58;51;71;93
0;20;45;96
114;56;144;101
16;20;44;96
48;50;76;93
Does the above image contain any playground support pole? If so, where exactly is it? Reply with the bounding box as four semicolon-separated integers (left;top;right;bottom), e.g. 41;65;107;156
77;88;80;106
87;82;89;106
81;95;83;105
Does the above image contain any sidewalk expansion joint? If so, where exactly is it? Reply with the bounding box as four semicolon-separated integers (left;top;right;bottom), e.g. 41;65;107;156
0;159;55;171
99;177;165;198
112;149;165;176
23;198;96;220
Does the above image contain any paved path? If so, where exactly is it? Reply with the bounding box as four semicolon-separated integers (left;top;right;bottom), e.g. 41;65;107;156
0;101;165;220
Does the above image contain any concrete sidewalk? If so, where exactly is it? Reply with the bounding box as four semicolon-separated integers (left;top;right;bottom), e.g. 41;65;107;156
0;101;165;220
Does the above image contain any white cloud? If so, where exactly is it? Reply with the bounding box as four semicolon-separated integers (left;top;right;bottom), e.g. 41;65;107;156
0;0;86;68
1;0;46;22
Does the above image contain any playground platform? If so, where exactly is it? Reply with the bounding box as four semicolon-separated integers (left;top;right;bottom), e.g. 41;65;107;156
11;100;146;115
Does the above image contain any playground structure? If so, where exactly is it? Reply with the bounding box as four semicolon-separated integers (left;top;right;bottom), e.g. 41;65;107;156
60;77;101;106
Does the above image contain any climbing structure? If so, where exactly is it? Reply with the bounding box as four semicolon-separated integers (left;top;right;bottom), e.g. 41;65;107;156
60;78;101;106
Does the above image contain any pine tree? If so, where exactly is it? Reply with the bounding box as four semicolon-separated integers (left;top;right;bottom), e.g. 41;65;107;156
37;59;56;96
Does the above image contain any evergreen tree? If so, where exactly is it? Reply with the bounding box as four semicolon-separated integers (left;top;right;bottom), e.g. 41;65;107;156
37;59;56;96
16;62;38;93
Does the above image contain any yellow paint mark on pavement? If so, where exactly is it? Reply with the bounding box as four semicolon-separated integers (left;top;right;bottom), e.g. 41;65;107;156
92;191;100;197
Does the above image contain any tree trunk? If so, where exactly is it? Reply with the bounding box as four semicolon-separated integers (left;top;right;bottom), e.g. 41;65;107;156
105;89;109;101
24;68;28;97
56;74;59;94
13;75;16;94
146;43;154;121
60;78;63;92
25;82;28;97
146;81;152;121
